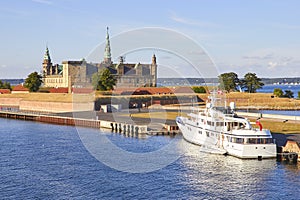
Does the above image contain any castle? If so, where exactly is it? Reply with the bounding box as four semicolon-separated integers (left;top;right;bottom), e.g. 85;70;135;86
42;27;157;89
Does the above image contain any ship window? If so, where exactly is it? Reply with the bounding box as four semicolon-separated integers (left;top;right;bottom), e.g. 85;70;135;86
267;138;274;144
198;131;202;134
248;138;257;144
257;138;263;144
217;122;224;126
206;132;209;137
236;138;244;144
257;139;261;144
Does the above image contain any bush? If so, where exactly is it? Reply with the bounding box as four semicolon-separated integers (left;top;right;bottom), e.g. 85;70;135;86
283;90;294;98
192;86;207;93
273;88;283;97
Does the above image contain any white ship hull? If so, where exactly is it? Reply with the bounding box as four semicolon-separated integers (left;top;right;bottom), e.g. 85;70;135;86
177;120;227;155
176;114;277;159
224;143;277;159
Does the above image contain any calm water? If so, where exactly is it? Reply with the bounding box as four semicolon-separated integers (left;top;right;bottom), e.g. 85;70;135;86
258;84;300;98
0;118;299;199
239;109;300;116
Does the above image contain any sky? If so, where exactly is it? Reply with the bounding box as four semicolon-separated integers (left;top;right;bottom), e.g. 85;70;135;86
0;0;300;79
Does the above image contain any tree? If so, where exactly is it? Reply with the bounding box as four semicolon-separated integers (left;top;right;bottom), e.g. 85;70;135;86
218;72;240;92
273;88;283;97
283;90;294;98
24;72;43;92
92;68;116;91
192;86;206;93
241;73;264;93
0;80;12;90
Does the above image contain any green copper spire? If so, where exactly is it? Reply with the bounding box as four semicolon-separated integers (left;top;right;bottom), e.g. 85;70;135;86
104;27;112;63
44;46;51;61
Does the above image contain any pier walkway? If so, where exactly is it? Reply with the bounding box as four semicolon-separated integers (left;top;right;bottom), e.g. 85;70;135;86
0;110;179;135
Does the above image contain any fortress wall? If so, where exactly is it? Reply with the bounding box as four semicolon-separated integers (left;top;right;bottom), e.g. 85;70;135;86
20;100;94;113
0;98;22;107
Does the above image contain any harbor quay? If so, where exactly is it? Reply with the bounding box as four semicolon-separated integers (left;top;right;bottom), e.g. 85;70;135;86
0;109;179;136
0;107;299;162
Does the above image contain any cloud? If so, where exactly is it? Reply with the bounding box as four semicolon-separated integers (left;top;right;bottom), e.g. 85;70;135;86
281;56;293;62
188;50;206;56
219;46;300;77
1;65;7;68
169;11;218;28
243;53;274;60
32;0;53;5
267;62;278;69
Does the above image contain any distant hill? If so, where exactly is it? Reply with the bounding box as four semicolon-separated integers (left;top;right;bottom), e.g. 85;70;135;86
261;78;300;85
157;78;218;86
0;79;24;86
2;77;300;87
158;77;300;86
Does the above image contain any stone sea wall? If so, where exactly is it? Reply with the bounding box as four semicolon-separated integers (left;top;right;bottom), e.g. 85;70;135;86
0;98;22;107
20;101;94;113
0;98;94;113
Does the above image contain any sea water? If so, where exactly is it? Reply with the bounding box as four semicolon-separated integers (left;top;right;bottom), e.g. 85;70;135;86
0;118;299;199
258;84;300;98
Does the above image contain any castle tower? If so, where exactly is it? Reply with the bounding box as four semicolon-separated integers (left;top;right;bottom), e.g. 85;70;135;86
152;54;156;65
42;46;52;76
103;27;112;64
151;54;157;87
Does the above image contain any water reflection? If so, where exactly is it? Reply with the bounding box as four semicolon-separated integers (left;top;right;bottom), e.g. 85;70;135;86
100;127;148;139
176;139;300;199
1;118;299;199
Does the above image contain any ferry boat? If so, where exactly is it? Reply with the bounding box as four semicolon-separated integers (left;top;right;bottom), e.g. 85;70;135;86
176;94;277;159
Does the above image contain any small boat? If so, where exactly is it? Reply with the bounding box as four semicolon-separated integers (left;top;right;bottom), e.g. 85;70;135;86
176;93;277;159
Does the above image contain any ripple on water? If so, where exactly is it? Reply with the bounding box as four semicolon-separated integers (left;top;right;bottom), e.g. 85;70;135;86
0;118;299;199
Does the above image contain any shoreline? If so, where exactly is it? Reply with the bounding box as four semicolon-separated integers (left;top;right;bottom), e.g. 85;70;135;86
0;110;178;136
0;92;299;136
1;108;299;160
237;107;300;111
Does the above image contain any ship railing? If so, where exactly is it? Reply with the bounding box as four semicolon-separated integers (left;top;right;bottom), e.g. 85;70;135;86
228;137;276;144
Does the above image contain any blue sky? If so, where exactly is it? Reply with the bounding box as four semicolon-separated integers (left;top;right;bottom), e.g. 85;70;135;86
0;0;300;78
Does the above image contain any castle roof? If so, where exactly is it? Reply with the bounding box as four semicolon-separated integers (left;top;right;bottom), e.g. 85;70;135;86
12;84;29;91
0;89;11;94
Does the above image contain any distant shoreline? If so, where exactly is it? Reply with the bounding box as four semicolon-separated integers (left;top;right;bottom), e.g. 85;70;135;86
0;92;299;112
